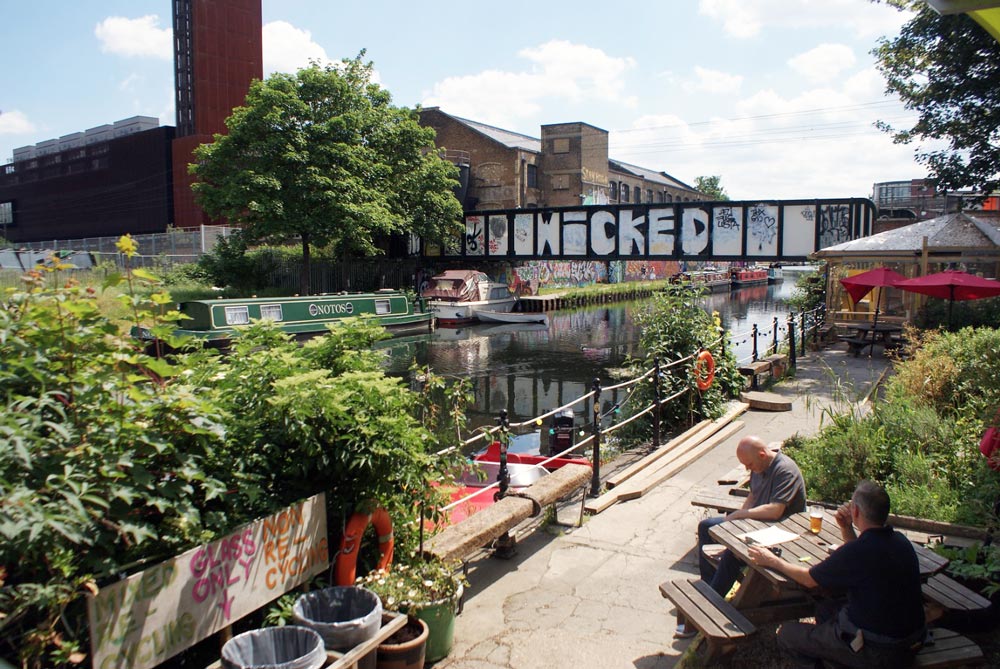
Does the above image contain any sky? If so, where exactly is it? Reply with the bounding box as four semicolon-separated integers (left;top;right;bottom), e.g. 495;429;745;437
0;0;927;201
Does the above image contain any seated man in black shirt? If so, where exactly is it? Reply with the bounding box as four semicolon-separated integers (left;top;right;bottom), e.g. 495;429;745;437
748;480;926;669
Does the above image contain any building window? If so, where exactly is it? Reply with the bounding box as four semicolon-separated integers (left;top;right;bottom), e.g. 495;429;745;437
657;191;665;203
552;174;568;190
527;164;537;189
633;186;641;203
646;189;653;203
0;201;13;228
609;182;618;200
552;138;570;154
621;183;629;202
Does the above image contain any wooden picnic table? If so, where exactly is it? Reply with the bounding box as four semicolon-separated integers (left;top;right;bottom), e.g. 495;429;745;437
707;510;948;622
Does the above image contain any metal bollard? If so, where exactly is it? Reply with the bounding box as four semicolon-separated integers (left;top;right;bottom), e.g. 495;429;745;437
590;378;602;498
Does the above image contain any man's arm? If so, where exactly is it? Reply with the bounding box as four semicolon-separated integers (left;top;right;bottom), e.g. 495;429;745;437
747;545;819;589
728;501;788;522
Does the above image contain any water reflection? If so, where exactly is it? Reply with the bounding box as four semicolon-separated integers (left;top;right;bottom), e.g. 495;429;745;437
381;282;797;434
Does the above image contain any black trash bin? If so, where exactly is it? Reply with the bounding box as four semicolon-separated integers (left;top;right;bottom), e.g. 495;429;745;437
220;625;326;669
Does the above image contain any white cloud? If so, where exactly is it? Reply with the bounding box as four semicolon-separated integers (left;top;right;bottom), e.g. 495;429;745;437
95;15;171;60
699;0;910;40
0;110;36;135
263;21;334;75
609;77;919;199
422;40;635;128
119;73;143;92
689;66;743;94
788;44;856;80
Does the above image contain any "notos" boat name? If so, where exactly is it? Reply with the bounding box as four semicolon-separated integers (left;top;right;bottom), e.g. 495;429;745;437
308;302;355;317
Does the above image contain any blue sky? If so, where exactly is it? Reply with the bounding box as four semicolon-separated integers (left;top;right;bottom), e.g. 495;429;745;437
0;1;923;200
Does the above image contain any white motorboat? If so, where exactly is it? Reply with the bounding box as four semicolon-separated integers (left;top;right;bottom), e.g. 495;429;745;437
476;310;549;326
421;270;518;326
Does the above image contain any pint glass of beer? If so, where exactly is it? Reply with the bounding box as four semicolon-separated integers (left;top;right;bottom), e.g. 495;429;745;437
809;506;823;534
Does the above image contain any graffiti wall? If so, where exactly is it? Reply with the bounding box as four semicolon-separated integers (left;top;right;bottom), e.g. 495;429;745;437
429;199;874;262
87;494;328;669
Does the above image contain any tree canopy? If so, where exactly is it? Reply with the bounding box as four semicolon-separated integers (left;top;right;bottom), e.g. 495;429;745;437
191;55;463;294
874;1;1000;197
694;175;729;200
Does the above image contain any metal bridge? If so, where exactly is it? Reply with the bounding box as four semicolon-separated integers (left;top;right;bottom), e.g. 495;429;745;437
423;198;875;262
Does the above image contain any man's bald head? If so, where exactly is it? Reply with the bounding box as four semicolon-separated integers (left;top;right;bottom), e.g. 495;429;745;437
736;435;776;473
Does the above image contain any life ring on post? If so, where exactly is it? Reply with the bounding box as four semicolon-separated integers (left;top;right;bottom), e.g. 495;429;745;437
334;506;394;585
693;349;716;392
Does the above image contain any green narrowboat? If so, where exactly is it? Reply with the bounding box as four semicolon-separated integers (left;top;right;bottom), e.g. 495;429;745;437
142;290;433;343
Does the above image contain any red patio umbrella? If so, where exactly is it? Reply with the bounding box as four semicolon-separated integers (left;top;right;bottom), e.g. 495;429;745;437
895;270;1000;327
838;267;906;341
839;267;906;304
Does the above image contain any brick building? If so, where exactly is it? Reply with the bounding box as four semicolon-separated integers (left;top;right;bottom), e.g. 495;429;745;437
419;108;703;211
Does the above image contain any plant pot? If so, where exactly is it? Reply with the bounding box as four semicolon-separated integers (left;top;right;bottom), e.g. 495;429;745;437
411;585;462;664
376;615;428;669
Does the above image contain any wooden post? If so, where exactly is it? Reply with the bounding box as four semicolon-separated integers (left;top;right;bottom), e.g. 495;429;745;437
589;378;602;498
751;323;759;362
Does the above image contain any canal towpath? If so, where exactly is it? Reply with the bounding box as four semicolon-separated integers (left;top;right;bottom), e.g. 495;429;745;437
434;345;892;669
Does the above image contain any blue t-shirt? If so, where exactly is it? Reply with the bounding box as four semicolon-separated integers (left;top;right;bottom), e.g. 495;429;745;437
809;525;924;638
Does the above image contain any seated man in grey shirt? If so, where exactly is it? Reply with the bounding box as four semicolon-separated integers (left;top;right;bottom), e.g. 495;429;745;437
697;435;807;594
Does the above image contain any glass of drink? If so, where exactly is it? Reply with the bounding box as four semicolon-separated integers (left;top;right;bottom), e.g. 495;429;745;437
809;506;824;534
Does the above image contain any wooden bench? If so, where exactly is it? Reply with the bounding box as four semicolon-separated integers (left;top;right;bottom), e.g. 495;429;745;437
763;353;788;378
913;628;984;668
922;574;992;623
738;360;772;390
691;489;744;513
843;337;874;356
659;578;757;662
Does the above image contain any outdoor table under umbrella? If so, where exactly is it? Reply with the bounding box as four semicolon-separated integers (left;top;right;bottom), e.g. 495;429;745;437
838;267;906;352
895;270;1000;328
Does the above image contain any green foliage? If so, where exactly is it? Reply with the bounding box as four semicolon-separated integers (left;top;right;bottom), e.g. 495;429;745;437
191;54;463;295
633;285;743;427
785;265;826;314
935;543;1000;597
786;326;1000;526
913;295;1000;331
693;175;728;201
0;238;469;667
0;244;230;668
874;2;1000;196
356;557;464;611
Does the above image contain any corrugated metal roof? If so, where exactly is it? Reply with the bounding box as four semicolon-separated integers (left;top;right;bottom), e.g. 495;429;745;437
816;212;1000;255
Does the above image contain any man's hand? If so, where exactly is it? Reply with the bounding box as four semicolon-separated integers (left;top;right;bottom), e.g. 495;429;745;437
747;545;780;569
835;503;852;529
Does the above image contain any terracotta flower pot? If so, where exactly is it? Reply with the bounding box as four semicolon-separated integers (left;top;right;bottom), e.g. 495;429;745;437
376;615;428;669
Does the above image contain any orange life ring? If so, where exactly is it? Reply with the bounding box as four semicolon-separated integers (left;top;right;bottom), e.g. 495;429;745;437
693;350;716;392
334;507;394;585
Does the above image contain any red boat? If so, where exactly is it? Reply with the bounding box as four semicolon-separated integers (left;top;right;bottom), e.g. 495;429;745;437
442;411;590;524
730;267;769;287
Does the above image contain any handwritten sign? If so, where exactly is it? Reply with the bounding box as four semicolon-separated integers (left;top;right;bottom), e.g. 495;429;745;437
87;493;328;669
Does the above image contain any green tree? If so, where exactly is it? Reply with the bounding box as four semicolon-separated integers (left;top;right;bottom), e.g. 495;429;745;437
694;175;728;200
873;2;1000;197
191;54;463;295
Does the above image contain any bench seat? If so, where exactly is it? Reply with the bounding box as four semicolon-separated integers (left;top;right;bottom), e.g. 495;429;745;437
923;574;991;614
738;360;772;390
843;337;873;356
913;628;984;668
659;578;756;662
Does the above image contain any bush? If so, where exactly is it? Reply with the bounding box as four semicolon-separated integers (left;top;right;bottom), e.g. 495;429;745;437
785;326;1000;526
631;285;744;428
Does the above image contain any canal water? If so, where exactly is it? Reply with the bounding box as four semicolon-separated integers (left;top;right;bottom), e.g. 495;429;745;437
380;278;803;443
